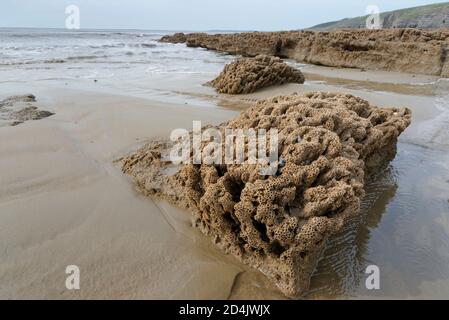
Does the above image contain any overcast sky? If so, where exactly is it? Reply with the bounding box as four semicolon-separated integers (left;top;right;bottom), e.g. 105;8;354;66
1;0;448;31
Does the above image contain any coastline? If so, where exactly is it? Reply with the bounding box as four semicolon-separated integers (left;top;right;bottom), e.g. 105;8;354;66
1;62;449;299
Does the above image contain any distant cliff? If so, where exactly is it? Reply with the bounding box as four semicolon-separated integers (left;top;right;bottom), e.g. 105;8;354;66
311;2;449;30
160;29;449;77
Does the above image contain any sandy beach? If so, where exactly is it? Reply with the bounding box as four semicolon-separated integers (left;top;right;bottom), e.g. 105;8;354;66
1;51;449;299
0;84;244;299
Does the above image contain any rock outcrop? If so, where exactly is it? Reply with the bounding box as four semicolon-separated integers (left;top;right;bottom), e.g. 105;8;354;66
120;92;411;298
161;32;187;43
207;55;305;94
160;29;449;77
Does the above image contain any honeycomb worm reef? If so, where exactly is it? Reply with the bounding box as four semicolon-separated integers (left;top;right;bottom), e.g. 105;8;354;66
207;54;305;94
121;92;411;297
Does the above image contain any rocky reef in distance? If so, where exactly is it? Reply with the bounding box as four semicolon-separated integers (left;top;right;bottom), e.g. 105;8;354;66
207;54;305;94
160;29;449;77
121;92;411;298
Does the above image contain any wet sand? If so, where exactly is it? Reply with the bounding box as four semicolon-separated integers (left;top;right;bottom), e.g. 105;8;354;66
1;65;449;299
0;86;243;299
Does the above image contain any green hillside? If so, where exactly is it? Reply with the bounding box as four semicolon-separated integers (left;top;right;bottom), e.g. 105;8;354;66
311;2;449;30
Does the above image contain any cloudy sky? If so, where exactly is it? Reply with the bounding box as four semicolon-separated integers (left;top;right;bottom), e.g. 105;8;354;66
1;0;447;30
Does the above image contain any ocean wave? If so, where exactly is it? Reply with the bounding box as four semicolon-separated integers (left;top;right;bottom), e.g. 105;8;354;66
122;43;158;48
0;61;34;66
89;44;124;49
88;43;156;49
0;59;66;66
43;59;66;64
0;30;230;80
0;55;111;66
66;55;110;61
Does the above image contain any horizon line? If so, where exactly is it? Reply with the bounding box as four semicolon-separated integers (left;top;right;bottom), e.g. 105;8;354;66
0;26;297;32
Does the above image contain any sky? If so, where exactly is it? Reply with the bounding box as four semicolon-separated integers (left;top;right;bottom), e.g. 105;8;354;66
1;0;448;31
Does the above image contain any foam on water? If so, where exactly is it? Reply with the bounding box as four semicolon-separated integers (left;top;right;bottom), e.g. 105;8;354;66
0;28;234;83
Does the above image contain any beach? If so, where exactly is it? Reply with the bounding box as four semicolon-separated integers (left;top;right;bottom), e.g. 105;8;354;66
1;29;449;299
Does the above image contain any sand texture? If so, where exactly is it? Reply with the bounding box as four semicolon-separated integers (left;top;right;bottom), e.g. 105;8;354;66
160;29;449;77
207;55;305;94
121;92;411;298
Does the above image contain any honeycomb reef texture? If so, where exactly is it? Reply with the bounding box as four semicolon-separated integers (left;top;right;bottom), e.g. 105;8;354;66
121;92;411;298
207;55;305;94
0;94;54;126
160;29;449;77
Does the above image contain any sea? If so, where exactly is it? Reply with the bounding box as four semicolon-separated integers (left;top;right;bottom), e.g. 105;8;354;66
0;28;237;105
